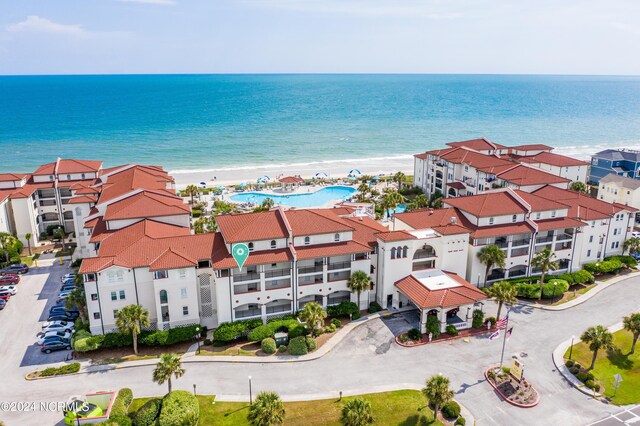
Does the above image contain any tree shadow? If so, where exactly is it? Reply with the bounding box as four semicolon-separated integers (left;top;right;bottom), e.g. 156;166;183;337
222;405;249;416
397;414;437;426
606;347;634;370
509;303;535;315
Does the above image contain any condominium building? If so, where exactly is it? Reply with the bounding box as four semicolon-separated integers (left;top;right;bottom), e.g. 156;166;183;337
597;174;640;211
589;149;640;184
413;138;588;199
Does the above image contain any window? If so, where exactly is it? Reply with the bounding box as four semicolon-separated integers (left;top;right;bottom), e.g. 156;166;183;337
85;273;96;282
587;250;591;257
66;174;71;180
81;173;85;179
179;269;187;278
614;228;618;236
271;240;276;249
183;306;189;316
391;247;396;259
535;212;541;220
113;310;119;318
512;214;517;223
403;246;408;258
334;233;340;242
154;270;168;280
611;242;616;249
551;210;557;218
91;293;98;301
181;288;187;299
159;290;168;304
49;175;54;181
119;290;125;300
591;221;595;228
248;242;254;252
93;312;101;319
304;236;310;245
489;217;494;225
110;291;117;301
464;165;469;172
589;235;593;243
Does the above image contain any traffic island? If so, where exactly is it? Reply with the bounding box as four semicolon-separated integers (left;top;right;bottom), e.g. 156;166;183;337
485;365;540;407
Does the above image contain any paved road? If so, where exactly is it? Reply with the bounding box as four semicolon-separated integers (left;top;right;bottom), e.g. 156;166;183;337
589;406;640;425
2;264;640;425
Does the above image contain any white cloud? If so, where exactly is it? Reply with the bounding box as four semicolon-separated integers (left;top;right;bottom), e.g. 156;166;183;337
117;0;176;4
610;21;640;36
6;16;86;36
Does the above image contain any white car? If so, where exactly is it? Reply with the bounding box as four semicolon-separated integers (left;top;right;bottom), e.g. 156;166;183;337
632;231;640;238
61;274;75;282
0;285;17;295
41;320;74;333
37;330;72;345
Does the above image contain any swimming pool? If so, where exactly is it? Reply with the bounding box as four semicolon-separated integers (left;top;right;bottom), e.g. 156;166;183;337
229;186;357;208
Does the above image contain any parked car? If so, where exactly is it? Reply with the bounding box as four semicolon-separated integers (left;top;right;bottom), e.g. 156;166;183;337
0;291;12;301
0;264;29;275
62;273;75;281
632;231;640;238
37;330;72;345
42;320;74;333
632;252;640;260
0;299;5;310
0;275;19;285
0;285;17;295
41;339;72;354
62;278;75;286
49;304;67;313
47;313;77;322
60;284;76;292
64;400;103;425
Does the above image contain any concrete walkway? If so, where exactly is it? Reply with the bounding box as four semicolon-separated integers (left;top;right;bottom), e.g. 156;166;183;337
517;271;640;311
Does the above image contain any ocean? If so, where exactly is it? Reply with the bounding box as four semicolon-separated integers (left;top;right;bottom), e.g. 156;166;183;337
1;74;640;184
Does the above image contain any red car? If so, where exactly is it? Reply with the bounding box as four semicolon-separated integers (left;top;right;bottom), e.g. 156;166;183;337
0;291;11;301
0;275;19;285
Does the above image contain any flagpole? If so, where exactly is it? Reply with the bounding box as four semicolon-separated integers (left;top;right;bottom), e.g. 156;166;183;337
499;309;510;368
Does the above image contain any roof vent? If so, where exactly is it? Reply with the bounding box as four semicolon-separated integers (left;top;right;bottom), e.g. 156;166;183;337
429;209;434;215
450;217;457;224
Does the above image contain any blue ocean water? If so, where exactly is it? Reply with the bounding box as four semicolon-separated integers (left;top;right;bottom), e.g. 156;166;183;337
1;74;640;174
229;186;356;208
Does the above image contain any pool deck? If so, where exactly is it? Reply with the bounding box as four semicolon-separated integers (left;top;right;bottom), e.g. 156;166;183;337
227;183;358;209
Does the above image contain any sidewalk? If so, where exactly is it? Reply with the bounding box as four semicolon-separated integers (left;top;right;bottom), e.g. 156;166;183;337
517;271;640;311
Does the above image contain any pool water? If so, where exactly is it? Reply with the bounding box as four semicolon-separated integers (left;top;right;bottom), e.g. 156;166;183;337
229;186;357;208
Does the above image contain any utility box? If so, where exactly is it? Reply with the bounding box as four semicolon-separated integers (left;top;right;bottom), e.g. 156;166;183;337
274;332;288;347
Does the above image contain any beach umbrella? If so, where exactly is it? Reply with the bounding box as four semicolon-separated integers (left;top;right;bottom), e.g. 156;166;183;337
258;175;271;182
348;169;361;176
239;183;246;187
373;175;379;180
315;172;328;178
217;185;225;190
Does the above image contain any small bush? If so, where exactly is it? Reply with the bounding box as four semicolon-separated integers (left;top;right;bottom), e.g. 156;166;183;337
117;388;133;408
261;338;277;354
398;334;409;344
586;372;595;381
565;359;574;368
594;384;601;392
191;209;202;218
502;366;510;374
132;398;162;426
572;269;595;284
585;379;595;389
213;319;262;342
445;325;459;336
157;390;199;426
368;301;383;313
287;323;307;339
426;315;441;339
327;301;359;317
288;336;308;355
40;362;80;377
305;336;317;352
109;388;133;424
576;372;589;383
441;401;461;419
331;318;342;328
278;345;287;353
455;417;466;426
515;283;540;299
407;328;422;341
569;366;579;375
471;309;484;328
541;279;570;299
109;413;132;426
324;324;337;333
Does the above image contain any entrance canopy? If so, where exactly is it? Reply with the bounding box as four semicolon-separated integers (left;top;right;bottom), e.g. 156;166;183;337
395;269;487;310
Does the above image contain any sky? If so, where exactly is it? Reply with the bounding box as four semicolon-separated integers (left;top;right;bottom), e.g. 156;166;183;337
0;0;639;75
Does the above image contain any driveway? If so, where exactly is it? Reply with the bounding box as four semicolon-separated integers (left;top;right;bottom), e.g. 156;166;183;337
1;274;640;425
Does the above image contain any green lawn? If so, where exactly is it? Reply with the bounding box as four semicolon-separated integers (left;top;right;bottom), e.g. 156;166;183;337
129;391;445;425
565;329;640;405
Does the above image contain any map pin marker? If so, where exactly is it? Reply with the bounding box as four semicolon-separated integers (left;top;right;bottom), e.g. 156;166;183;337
232;243;250;271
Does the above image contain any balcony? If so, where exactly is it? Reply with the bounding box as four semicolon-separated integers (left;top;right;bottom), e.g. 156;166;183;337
555;242;572;251
235;308;261;319
265;278;291;291
328;261;351;271
233;271;260;283
413;250;436;260
327;270;351;282
39;200;57;207
327;295;351;306
535;235;554;244
510;247;529;257
298;264;323;274
266;304;291;315
233;283;260;295
264;268;290;279
555;233;573;241
494;240;509;248
511;238;530;247
299;274;324;286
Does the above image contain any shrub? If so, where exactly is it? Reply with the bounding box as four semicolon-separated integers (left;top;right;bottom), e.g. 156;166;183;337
594;384;601;392
586;372;595;381
584;259;623;274
352;312;361;320
287;323;307;338
324;324;337;333
157;390;199;426
407;328;422;341
261;338;277;354
109;388;133;424
572;269;595;284
40;362;80;377
109;413;132;426
74;318;91;333
248;325;275;342
485;317;496;327
515;283;540;299
368;301;383;313
327;301;359;317
117;388;133;408
502;366;510;374
103;332;133;348
585;379;595;389
446;324;459;336
191;209;202;218
541;279;570;299
605;255;638;268
569;366;579;375
247;319;299;342
471;309;484;328
305;336;317;351
74;335;105;352
441;401;461;419
456;417;466;426
213;319;262;342
278;345;287;353
398;334;409;344
557;273;575;285
288;336;308;355
330;318;342;328
203;339;212;346
132;398;162;426
426;315;441;339
565;359;574;368
576;372;588;383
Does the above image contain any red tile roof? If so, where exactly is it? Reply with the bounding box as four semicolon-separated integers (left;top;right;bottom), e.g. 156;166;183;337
510;144;554;152
342;216;389;248
439;148;512;171
98;165;175;203
103;191;190;221
534;217;587;231
446;138;507;151
295;240;371;260
68;195;97;204
395;272;487;309
533;186;636;220
376;231;416;242
394;208;472;231
0;173;26;182
286;209;354;236
9;179;55;199
149;248;197;271
33;159;102;176
471;222;534;239
496;164;570;186
444;191;528;217
0;189;14;203
211;233;294;268
216;210;289;243
279;176;304;184
446;181;466;190
517;152;589;167
513;190;570;212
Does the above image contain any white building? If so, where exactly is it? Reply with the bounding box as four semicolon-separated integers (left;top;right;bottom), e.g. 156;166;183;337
598;174;640;211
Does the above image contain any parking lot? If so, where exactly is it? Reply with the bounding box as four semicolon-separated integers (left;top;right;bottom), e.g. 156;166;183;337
0;254;74;369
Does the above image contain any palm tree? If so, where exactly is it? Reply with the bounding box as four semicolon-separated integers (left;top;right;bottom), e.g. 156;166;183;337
569;181;587;193
115;304;151;355
298;302;327;336
531;248;558;300
422;374;454;420
152;353;185;394
24;233;32;256
623;237;640;255
477;245;506;287
581;325;614;369
486;281;518;320
347;271;371;311
247;391;285;426
623;312;640;354
380;191;405;218
213;200;237;215
410;194;429;210
262;197;275;209
341;397;374;426
0;232;15;265
65;286;87;322
357;182;370;195
184;184;199;205
193;217;205;234
393;171;406;190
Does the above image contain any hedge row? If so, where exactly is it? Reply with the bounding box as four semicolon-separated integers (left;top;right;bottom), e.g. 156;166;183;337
40;362;80;377
288;336;317;355
327;301;359;318
157;390;199;426
132;398;162;426
604;255;638;268
213;319;263;342
108;388;133;426
555;269;595;285
248;319;305;342
74;325;201;353
583;259;623;274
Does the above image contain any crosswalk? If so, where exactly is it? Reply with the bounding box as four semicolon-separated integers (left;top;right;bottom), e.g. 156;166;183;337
589;406;640;425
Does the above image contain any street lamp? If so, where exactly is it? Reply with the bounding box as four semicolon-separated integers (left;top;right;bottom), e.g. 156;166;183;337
553;281;558;303
248;376;253;405
193;384;196;396
569;335;575;360
195;326;201;355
